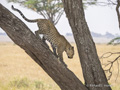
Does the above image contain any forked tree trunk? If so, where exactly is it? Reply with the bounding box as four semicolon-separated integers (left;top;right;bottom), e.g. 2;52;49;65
0;0;112;89
0;4;88;90
62;0;112;90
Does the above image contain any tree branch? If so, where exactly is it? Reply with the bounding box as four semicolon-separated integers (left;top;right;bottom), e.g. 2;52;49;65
0;4;88;90
104;55;120;80
116;60;119;82
54;10;64;25
38;10;48;19
100;51;120;81
100;52;120;59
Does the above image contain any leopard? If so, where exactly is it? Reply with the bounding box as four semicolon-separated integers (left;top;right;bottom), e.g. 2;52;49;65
12;5;74;66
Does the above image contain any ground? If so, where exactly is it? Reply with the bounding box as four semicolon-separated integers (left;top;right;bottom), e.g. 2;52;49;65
0;42;120;90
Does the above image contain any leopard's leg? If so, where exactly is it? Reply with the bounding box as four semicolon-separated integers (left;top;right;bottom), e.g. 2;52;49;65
42;36;49;48
35;30;49;48
35;30;41;39
57;46;67;67
51;45;58;57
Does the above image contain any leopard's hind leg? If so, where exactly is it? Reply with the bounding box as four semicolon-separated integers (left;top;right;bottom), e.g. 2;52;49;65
35;30;49;48
35;30;41;39
51;45;58;57
42;36;49;48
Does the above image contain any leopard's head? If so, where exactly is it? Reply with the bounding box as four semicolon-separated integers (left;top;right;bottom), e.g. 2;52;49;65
66;45;74;59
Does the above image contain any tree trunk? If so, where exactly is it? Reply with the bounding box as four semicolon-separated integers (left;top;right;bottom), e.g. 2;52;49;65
62;0;112;90
0;4;88;90
116;0;120;29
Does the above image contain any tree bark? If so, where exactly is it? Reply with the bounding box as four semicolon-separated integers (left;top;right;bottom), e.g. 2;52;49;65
116;0;120;29
62;0;112;90
0;4;88;90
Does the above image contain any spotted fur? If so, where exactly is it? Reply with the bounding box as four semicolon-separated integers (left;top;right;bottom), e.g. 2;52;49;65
12;5;74;66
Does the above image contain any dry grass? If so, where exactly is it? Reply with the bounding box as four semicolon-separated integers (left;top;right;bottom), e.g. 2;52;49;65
0;42;120;90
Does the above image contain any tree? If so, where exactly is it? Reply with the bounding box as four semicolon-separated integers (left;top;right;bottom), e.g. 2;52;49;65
7;0;64;25
7;0;98;25
0;4;87;90
62;0;111;90
0;0;112;90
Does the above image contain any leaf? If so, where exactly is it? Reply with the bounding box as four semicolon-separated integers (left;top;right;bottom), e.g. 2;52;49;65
108;37;120;45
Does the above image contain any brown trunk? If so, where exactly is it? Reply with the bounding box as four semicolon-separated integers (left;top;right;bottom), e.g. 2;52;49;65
0;4;88;90
116;0;120;29
62;0;112;90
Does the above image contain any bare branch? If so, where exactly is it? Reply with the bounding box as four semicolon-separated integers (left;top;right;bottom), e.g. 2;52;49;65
83;1;117;6
54;10;64;25
37;11;48;19
100;52;120;59
116;60;119;82
100;52;120;81
104;55;120;80
107;0;117;5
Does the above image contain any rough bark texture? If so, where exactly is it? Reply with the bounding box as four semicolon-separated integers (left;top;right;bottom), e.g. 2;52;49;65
116;0;120;29
0;4;88;90
62;0;112;90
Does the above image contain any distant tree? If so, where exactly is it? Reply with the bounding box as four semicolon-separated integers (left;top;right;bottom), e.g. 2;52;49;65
7;0;64;25
7;0;98;25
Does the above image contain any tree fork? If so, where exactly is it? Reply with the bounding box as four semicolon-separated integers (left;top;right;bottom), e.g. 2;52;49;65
0;4;88;90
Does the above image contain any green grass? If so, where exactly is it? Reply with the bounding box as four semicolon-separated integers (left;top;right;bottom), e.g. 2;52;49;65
0;77;120;90
112;85;120;90
9;77;29;88
0;77;54;90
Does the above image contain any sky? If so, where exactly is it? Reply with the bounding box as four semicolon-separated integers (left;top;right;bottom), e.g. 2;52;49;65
0;0;119;35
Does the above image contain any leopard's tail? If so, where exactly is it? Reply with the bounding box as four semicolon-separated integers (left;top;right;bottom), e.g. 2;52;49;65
11;5;38;23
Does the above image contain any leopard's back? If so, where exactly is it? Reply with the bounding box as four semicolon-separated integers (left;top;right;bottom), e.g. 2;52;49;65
37;19;63;47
